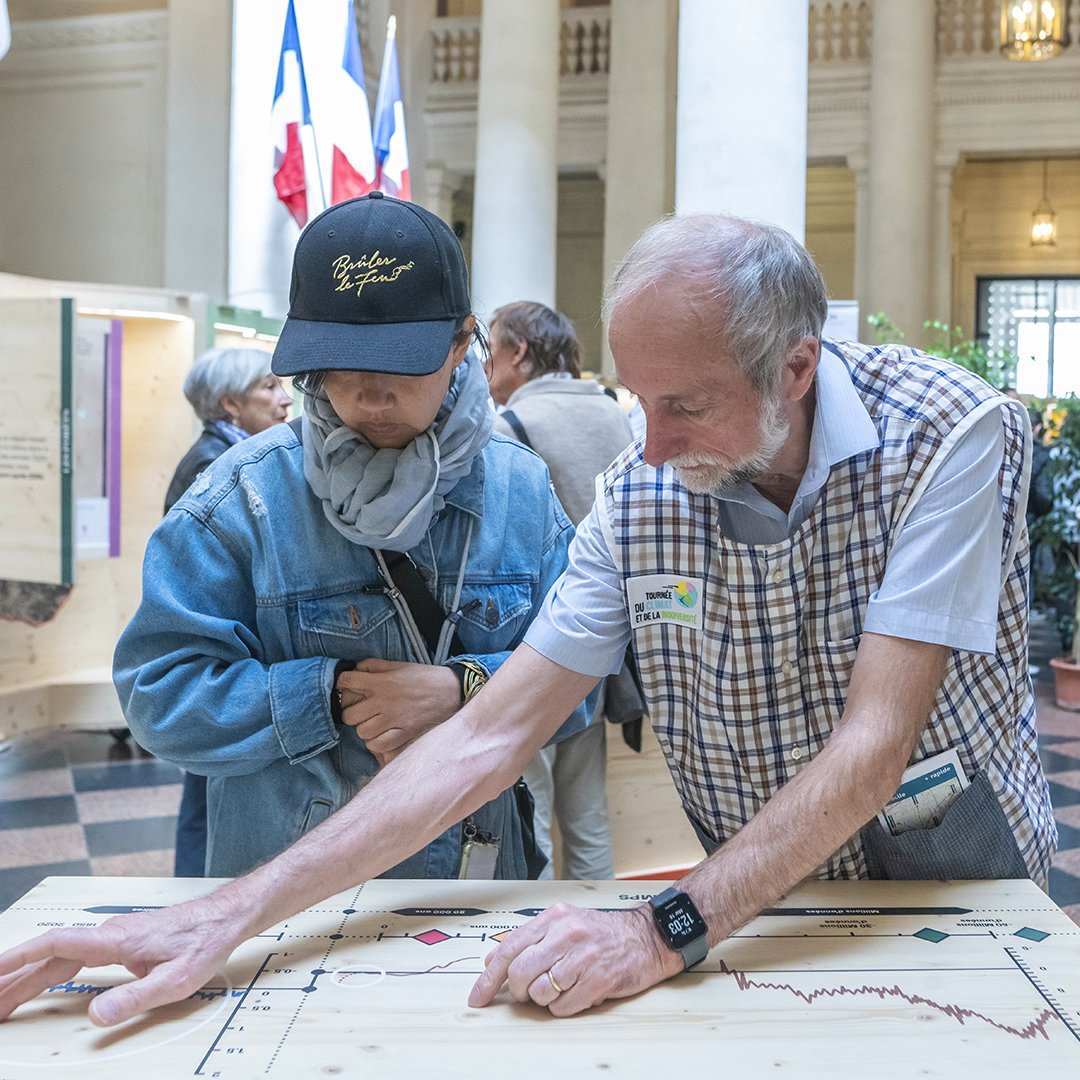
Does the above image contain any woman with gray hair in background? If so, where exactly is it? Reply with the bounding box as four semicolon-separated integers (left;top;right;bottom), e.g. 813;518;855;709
164;347;292;514
166;346;292;876
491;301;633;880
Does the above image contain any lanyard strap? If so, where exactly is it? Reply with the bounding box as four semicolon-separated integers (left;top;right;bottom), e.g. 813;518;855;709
375;534;470;665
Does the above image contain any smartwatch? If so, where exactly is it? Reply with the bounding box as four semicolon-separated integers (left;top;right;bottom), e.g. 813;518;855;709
648;887;709;970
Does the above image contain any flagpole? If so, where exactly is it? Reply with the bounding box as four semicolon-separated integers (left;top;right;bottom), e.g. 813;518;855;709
307;118;329;214
296;0;328;214
373;14;411;200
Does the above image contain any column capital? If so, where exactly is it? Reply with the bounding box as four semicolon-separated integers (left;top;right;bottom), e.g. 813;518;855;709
846;150;869;177
425;162;462;197
423;162;461;228
934;151;961;181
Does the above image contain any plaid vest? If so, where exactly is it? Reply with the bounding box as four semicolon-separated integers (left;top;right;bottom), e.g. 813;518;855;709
602;342;1056;883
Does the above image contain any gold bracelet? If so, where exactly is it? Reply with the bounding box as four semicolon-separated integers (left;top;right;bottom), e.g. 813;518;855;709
456;659;489;703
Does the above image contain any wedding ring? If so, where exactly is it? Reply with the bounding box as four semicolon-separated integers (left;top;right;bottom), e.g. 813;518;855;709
546;970;564;995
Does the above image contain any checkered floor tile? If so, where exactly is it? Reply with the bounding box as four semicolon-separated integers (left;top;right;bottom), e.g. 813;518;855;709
0;731;181;910
1030;610;1080;925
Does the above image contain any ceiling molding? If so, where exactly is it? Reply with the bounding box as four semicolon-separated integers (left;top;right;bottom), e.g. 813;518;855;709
13;11;167;50
9;1;163;19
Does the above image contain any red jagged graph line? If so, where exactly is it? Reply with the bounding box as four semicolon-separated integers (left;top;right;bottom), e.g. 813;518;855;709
718;959;1060;1041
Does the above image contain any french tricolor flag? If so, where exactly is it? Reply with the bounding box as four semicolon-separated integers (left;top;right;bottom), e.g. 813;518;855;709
271;0;312;228
373;16;411;202
330;0;376;203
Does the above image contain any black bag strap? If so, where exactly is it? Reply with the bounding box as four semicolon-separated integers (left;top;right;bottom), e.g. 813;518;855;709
499;409;534;450
378;550;467;659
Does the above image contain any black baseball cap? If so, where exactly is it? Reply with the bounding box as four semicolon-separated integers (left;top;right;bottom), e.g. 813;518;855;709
272;192;471;378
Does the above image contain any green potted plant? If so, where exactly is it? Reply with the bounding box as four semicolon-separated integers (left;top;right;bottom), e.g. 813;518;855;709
865;315;1080;700
865;313;1019;389
1035;399;1080;707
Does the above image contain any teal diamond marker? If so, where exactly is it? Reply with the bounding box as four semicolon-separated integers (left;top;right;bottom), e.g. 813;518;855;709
1014;927;1050;942
914;927;949;943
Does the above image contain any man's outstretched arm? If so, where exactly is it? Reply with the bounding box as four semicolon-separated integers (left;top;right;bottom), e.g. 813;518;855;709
0;645;598;1027
470;632;949;1015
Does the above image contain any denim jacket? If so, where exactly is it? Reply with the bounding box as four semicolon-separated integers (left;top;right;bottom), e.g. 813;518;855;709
113;425;588;878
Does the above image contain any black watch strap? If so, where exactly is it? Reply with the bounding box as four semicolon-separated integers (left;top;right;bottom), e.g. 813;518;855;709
330;659;354;724
649;886;709;970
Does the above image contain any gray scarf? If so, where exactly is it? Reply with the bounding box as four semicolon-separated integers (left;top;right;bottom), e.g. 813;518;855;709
302;351;493;552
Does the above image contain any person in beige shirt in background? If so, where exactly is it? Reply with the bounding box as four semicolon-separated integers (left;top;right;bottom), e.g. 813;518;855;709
490;301;634;881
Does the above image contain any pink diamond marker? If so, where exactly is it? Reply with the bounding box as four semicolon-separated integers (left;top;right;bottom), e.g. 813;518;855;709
415;929;451;945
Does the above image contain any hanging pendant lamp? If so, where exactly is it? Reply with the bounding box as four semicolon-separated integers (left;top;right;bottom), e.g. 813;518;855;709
1031;159;1057;247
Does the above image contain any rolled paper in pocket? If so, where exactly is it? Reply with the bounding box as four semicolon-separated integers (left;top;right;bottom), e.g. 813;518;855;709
861;771;1029;881
877;747;967;837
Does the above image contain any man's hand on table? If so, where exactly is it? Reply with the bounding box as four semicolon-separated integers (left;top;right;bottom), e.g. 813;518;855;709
0;892;246;1026
0;895;685;1023
469;902;685;1016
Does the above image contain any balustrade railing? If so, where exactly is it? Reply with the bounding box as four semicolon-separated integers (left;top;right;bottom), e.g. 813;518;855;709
431;9;609;84
938;0;1001;56
807;1;871;62
560;11;610;76
431;16;481;83
936;0;1078;58
428;0;1076;86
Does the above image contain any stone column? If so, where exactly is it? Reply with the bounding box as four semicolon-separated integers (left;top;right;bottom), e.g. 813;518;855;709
395;0;437;208
470;0;560;316
425;163;461;230
864;0;937;345
676;0;809;240
163;0;232;298
601;0;677;374
849;150;871;336
930;155;959;331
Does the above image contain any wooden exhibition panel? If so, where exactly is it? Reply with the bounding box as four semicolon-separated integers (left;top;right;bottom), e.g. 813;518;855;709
0;273;201;738
0;875;1077;1077
0;297;70;586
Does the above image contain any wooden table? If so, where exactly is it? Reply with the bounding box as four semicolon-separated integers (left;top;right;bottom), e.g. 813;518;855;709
0;876;1078;1077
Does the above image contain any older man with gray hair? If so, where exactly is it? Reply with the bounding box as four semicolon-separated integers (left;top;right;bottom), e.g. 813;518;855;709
0;213;1055;1027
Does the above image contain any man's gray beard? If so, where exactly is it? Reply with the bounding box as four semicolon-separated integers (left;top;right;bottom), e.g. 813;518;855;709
671;392;790;495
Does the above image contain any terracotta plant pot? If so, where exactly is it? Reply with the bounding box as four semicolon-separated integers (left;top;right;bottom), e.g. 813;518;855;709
1049;656;1080;710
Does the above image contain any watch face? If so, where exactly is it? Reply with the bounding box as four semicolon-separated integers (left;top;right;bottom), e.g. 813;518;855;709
653;892;708;949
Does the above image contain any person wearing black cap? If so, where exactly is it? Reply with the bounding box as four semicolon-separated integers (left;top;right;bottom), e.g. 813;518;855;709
104;192;590;881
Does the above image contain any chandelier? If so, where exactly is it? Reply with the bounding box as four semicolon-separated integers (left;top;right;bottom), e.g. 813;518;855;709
1000;1;1066;61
